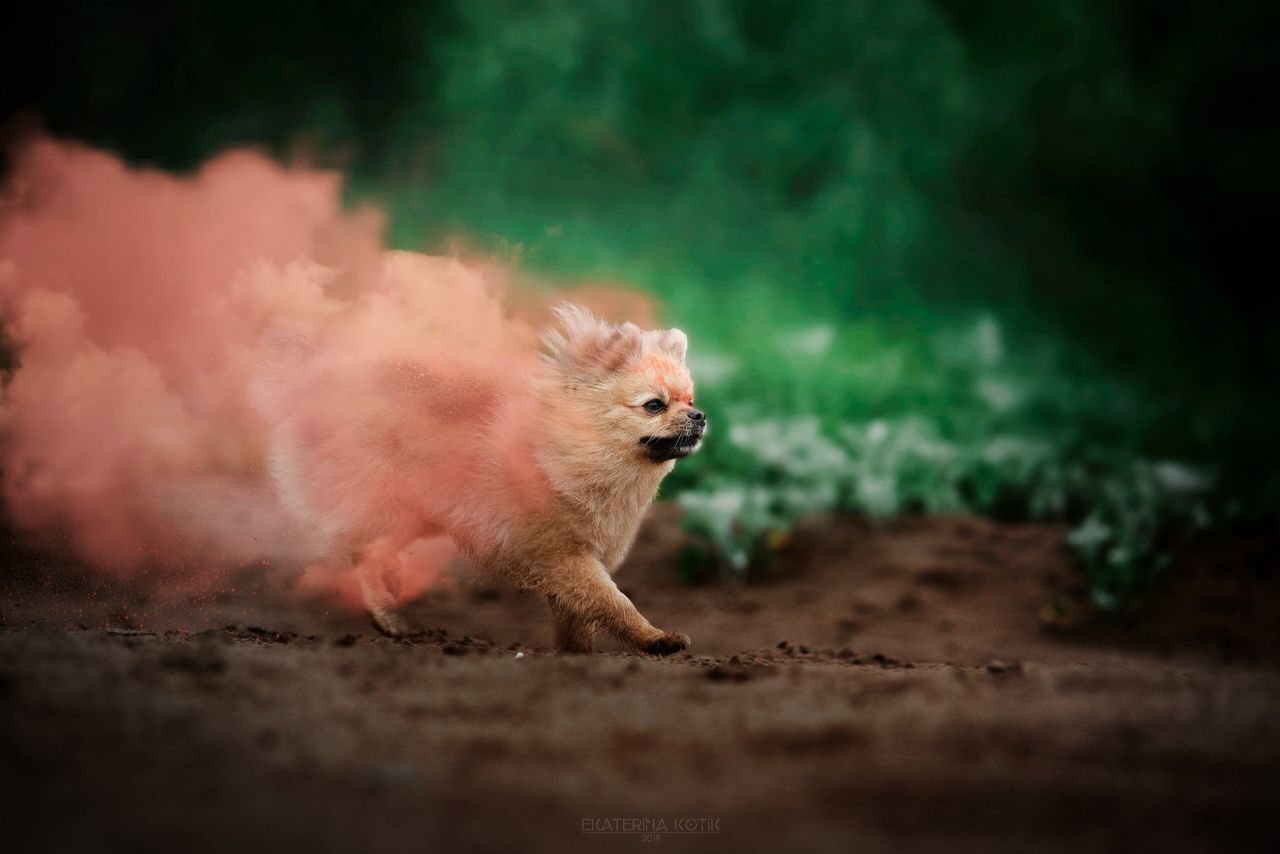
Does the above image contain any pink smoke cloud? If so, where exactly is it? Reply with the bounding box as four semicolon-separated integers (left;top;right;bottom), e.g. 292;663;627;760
0;136;651;605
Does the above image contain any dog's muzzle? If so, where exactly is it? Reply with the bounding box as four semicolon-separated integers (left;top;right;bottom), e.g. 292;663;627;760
639;412;706;462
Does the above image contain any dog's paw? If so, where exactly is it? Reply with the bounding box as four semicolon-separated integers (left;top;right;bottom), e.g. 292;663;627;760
641;631;691;656
370;608;409;639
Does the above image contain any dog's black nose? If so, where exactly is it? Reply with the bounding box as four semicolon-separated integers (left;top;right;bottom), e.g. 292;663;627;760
688;409;706;423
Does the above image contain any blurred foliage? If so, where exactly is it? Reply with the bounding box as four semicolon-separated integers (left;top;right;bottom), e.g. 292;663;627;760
5;0;1278;605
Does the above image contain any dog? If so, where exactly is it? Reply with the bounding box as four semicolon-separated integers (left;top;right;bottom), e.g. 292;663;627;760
255;304;704;654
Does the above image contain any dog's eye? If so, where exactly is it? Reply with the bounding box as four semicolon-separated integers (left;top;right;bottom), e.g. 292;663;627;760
643;399;667;415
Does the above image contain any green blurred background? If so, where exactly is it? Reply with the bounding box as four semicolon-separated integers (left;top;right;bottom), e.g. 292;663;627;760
4;0;1278;604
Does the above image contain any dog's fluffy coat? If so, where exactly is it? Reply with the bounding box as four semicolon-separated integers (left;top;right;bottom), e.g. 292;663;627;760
255;304;702;654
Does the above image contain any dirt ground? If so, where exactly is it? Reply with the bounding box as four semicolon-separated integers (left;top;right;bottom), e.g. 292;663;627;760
2;506;1279;853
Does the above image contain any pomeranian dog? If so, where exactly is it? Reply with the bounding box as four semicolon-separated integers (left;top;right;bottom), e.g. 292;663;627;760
255;304;704;654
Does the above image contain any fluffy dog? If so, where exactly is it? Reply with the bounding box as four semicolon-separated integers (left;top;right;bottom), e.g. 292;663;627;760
255;304;704;654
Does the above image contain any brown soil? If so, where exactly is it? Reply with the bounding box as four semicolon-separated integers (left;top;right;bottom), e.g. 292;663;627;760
2;507;1278;853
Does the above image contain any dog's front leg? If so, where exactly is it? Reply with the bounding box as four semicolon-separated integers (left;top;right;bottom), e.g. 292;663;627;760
537;555;689;655
547;595;594;654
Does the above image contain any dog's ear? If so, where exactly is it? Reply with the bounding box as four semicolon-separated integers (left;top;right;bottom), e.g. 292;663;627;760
654;328;687;363
543;303;644;379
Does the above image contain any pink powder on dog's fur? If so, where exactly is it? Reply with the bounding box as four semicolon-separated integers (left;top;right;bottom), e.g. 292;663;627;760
0;136;649;604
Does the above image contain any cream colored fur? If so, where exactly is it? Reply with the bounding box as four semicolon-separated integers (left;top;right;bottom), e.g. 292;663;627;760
257;304;703;654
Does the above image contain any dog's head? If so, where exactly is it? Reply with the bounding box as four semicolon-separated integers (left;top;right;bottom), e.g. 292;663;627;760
542;304;705;463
